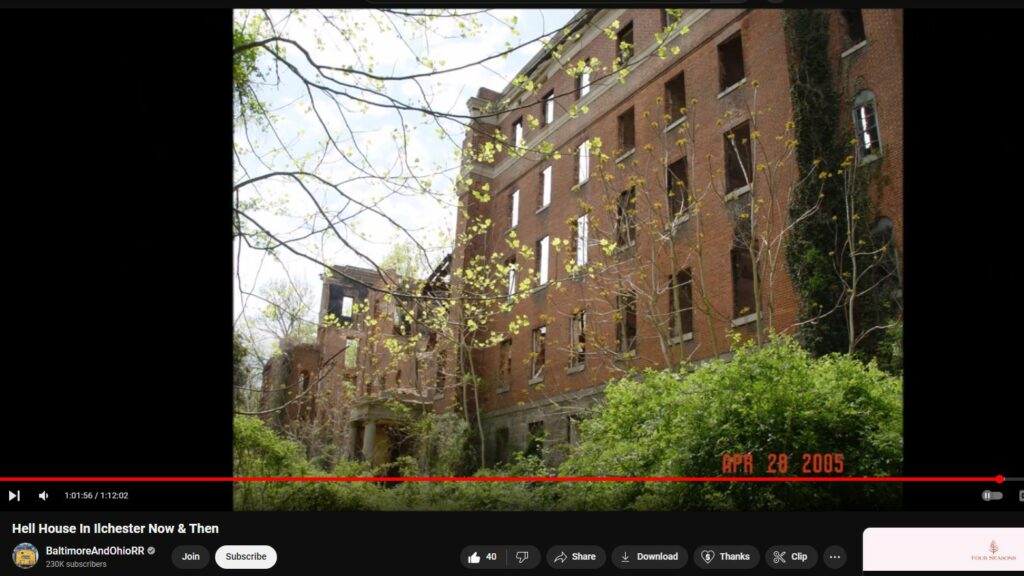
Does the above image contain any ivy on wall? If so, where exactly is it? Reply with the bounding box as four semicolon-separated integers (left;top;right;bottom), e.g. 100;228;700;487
783;9;899;367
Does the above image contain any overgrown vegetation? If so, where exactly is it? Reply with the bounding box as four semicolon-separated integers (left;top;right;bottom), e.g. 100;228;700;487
235;336;902;510
559;335;902;510
231;9;903;513
784;9;900;366
232;18;268;122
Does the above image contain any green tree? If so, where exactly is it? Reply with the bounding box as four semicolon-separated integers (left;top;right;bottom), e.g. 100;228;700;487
379;239;431;280
252;278;318;350
233;331;257;411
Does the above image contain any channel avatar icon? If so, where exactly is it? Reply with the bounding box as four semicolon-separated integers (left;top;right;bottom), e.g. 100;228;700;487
12;543;39;569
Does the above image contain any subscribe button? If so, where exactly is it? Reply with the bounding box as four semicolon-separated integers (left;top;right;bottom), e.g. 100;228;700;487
215;545;277;569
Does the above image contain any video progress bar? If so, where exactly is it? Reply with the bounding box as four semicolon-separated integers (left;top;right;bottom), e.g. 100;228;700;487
0;475;1007;483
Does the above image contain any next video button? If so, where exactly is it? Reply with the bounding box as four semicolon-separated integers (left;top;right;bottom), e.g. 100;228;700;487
215;545;277;569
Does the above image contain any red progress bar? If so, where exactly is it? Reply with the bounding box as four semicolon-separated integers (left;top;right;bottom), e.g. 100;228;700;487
0;475;1004;483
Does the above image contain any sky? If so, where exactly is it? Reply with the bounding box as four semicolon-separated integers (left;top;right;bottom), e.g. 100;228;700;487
233;9;578;353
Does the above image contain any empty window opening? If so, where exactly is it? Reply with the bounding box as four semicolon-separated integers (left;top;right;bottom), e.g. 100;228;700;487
665;71;686;122
531;326;547;380
718;33;745;91
667;156;689;219
670;269;694;338
617;292;638;353
724;122;752;193
618;107;636;152
842;9;867;46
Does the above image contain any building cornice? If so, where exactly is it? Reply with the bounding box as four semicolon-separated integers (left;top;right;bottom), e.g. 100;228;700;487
463;8;712;185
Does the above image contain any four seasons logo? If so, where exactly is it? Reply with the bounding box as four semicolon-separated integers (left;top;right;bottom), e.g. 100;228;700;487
971;539;1016;563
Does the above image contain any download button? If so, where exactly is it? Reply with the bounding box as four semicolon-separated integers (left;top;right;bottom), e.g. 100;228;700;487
611;546;687;569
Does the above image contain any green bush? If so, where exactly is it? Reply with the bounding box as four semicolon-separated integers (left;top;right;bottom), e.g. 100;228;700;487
233;416;556;511
384;454;557;511
234;337;902;511
404;412;474;477
233;416;384;510
875;320;903;376
557;336;903;510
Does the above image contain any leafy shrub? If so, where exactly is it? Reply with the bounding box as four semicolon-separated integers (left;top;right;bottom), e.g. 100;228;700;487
557;335;902;510
405;412;474;476
234;337;902;511
384;454;557;511
233;416;384;510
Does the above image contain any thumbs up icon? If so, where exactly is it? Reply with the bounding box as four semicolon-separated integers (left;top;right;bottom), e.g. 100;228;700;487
468;552;481;564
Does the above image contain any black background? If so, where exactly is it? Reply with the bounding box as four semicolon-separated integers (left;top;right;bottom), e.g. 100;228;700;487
1;511;1022;575
0;8;1020;513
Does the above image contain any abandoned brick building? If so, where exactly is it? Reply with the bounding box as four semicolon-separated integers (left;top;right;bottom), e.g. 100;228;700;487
262;8;903;472
259;265;376;461
260;260;451;470
453;8;902;467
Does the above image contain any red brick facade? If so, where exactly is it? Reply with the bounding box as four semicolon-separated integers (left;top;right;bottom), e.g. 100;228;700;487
261;9;903;471
453;9;903;466
262;264;445;468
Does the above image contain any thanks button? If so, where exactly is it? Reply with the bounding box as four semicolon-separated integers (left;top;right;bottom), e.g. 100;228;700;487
215;545;277;569
694;545;759;569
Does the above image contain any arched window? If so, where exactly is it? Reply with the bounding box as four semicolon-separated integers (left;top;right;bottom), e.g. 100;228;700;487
853;90;881;162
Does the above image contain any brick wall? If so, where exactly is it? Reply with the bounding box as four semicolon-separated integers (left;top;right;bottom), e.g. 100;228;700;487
456;8;903;464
